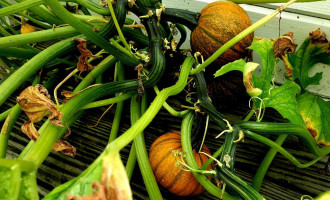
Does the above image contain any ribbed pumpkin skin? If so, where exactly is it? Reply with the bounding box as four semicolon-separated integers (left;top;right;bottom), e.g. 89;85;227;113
191;1;253;67
149;131;214;196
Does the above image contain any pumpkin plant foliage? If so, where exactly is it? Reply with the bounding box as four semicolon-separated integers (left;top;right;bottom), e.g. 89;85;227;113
286;29;330;89
215;36;304;126
298;93;330;146
215;30;330;145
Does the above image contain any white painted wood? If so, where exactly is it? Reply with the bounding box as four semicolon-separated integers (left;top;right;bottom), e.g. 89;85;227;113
162;0;330;98
260;1;330;20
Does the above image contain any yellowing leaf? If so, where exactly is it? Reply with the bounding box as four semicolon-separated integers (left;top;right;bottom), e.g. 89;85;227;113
287;29;330;89
298;93;330;145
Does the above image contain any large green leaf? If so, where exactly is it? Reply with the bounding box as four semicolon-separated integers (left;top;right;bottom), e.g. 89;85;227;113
298;93;330;145
214;37;304;125
264;81;304;126
287;30;330;89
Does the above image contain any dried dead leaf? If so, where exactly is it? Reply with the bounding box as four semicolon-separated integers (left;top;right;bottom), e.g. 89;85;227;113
309;28;328;44
21;121;76;156
17;85;74;156
21;121;39;141
17;84;63;126
273;32;297;59
53;140;76;157
73;38;100;72
102;152;132;200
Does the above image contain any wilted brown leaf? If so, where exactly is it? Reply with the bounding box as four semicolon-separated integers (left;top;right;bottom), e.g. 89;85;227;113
73;38;100;72
17;84;63;126
53;140;76;157
309;28;328;44
21;120;39;141
273;32;298;59
17;84;75;156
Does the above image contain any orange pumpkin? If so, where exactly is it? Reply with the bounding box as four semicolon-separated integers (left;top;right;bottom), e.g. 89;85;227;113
191;1;253;68
149;131;214;196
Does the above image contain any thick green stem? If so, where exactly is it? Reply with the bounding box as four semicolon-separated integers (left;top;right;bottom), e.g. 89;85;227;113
126;96;141;179
237;121;322;156
126;141;137;179
244;130;330;168
14;0;62;25
0;47;37;59
134;93;163;200
107;0;131;51
0;108;12;122
153;85;189;117
0;36;77;107
0;26;79;48
244;110;255;121
108;62;125;143
181;111;238;200
74;56;117;92
44;0;140;66
0;0;43;17
190;0;297;75
0;104;22;158
82;92;136;109
107;56;194;152
20;29;165;168
252;134;287;191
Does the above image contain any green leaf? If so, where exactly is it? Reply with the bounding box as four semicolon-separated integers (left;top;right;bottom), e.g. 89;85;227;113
45;149;132;200
44;155;103;200
214;37;277;99
214;59;262;97
298;93;330;145
0;159;38;200
287;30;330;89
315;191;330;200
214;59;246;77
214;37;312;126
248;37;276;96
263;81;304;126
0;167;11;199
